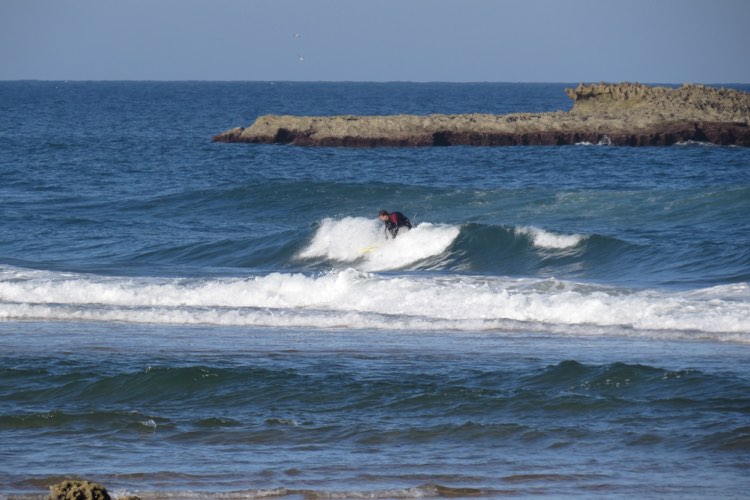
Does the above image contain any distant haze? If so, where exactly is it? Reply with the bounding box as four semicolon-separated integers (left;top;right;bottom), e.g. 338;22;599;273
1;0;748;82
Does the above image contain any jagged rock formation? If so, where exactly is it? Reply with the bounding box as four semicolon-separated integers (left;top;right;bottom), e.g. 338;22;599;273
213;83;750;147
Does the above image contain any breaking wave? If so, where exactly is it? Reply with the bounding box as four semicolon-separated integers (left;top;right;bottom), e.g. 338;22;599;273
1;265;748;343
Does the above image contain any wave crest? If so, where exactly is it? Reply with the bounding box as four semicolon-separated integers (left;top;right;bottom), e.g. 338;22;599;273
515;226;585;249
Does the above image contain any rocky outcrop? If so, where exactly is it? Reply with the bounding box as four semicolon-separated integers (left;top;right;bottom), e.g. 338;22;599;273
213;83;750;147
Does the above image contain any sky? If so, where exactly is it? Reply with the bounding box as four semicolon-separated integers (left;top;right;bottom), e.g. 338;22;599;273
1;0;749;83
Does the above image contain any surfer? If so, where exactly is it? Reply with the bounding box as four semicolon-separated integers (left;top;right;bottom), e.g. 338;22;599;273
379;209;412;239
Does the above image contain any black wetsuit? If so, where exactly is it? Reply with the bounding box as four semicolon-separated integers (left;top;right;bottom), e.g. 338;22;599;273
383;212;412;238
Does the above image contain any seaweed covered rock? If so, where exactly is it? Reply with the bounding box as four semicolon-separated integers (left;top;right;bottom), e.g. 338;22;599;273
49;480;111;500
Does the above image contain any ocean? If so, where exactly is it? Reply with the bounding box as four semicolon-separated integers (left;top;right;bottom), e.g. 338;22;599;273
1;81;749;499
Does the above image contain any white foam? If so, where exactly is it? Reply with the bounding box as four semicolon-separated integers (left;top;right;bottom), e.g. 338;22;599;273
516;226;584;249
575;136;612;146
1;266;749;343
675;140;716;147
298;217;460;271
299;217;382;262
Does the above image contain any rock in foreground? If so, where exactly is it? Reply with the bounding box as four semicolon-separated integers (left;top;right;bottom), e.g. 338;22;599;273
49;480;111;500
213;83;750;147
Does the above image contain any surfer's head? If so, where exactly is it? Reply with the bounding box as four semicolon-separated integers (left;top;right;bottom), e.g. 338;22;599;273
378;209;389;221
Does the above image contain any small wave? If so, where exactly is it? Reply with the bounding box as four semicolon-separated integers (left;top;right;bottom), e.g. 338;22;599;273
523;360;713;395
514;226;584;250
675;140;718;147
105;483;486;500
575;136;612;146
0;409;169;432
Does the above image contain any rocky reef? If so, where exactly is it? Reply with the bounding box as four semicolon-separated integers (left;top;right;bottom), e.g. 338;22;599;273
213;83;750;147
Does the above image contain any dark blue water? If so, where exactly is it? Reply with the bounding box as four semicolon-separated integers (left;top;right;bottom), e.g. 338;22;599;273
1;82;749;498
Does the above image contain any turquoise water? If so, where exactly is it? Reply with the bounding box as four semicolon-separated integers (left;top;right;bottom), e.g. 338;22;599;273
1;82;749;498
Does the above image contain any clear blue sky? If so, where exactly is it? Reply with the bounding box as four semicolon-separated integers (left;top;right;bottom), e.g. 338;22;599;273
2;0;749;83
